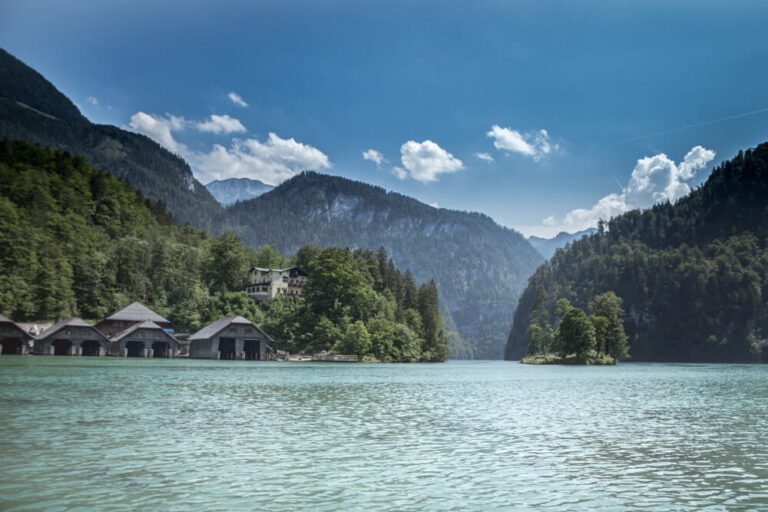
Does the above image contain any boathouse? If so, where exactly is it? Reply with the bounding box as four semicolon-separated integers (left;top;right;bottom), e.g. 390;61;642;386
34;318;109;356
96;302;175;337
0;314;34;355
189;316;274;360
111;320;180;357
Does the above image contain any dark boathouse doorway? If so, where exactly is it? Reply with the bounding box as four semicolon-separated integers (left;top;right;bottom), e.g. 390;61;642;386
81;339;101;357
0;337;22;355
151;341;170;358
243;339;260;360
125;341;145;357
53;339;73;356
218;338;236;360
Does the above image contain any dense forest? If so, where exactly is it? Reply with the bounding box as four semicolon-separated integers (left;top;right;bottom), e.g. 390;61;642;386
507;143;768;363
0;141;447;362
218;171;542;359
0;47;541;360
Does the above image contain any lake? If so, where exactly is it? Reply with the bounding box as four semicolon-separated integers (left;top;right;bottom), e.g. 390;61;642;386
1;358;766;511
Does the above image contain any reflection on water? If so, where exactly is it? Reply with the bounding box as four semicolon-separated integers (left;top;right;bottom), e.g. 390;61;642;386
1;358;767;511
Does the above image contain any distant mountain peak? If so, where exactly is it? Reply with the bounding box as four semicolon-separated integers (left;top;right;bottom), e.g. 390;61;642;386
205;177;273;206
527;228;597;259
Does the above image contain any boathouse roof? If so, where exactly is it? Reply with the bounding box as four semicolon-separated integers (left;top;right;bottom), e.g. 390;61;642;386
113;320;179;344
37;318;109;342
104;302;171;324
189;316;273;341
0;314;33;338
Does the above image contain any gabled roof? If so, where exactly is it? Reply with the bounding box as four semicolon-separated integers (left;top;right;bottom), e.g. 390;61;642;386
113;320;179;344
0;313;33;339
102;302;171;324
189;316;272;342
37;318;109;342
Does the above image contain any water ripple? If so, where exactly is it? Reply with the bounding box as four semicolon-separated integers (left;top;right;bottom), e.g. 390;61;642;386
0;358;767;511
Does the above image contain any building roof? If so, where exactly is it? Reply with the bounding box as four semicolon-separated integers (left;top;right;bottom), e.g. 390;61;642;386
189;316;273;342
0;314;33;339
113;320;179;344
37;318;109;342
102;302;171;324
250;266;307;275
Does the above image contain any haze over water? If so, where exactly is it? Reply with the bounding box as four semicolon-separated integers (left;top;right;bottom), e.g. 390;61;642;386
1;358;766;511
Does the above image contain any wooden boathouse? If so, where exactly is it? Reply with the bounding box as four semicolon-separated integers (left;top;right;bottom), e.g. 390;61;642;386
0;314;34;355
189;316;274;360
111;320;180;358
34;318;110;356
96;302;176;337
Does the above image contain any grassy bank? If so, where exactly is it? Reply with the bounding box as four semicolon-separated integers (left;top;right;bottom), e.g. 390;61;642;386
521;351;616;365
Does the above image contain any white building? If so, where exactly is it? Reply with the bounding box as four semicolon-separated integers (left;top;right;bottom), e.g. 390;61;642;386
245;267;308;300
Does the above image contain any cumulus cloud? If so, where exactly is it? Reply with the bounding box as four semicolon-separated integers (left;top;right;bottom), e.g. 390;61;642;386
363;149;387;168
196;114;247;134
487;125;554;161
128;110;329;185
392;166;408;180
87;96;99;106
228;92;248;107
476;152;494;163
128;112;189;155
399;140;464;183
429;202;439;208
193;133;331;185
533;146;715;237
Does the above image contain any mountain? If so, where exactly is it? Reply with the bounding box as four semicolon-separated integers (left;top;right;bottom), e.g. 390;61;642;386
206;177;274;206
506;144;768;363
0;49;544;359
0;48;222;229
528;228;597;259
218;172;544;359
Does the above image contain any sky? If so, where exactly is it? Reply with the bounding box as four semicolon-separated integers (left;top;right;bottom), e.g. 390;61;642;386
2;0;768;237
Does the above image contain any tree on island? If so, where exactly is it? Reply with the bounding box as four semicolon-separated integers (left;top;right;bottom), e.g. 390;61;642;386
524;291;629;364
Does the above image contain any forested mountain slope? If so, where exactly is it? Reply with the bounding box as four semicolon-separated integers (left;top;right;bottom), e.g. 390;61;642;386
0;49;222;229
506;143;768;362
219;172;544;359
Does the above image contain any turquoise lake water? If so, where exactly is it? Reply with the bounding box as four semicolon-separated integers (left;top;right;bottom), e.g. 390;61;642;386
1;357;766;511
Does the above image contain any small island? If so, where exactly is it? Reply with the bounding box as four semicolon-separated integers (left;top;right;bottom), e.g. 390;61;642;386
521;290;629;365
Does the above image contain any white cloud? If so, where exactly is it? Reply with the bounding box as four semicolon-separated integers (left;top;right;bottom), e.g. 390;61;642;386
392;166;408;180
128;110;329;185
399;140;464;183
196;114;247;134
487;125;554;161
429;202;439;208
363;149;387;168
530;146;715;237
476;152;494;163
228;92;248;107
87;96;99;106
128;112;189;155
193;133;331;185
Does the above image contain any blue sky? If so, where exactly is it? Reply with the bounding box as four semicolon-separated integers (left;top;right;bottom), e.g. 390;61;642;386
2;0;768;237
